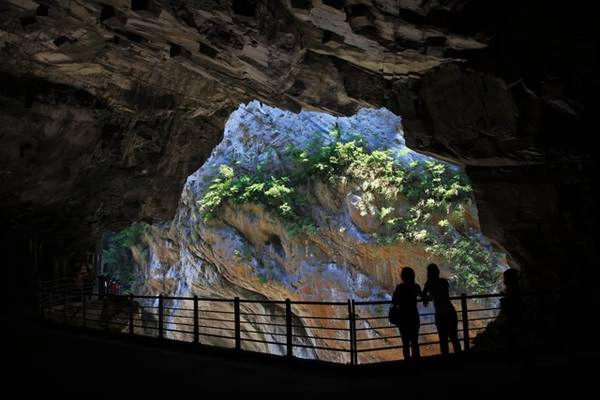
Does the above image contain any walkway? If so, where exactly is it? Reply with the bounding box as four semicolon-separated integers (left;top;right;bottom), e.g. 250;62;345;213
7;322;595;394
39;283;513;363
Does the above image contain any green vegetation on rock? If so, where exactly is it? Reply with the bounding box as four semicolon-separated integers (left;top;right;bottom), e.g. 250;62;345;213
198;129;500;294
102;222;149;292
199;164;315;234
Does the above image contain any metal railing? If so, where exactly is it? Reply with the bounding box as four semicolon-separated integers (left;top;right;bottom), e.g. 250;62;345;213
37;286;548;365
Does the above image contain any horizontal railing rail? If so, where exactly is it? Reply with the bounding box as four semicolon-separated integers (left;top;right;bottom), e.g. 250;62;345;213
37;285;557;365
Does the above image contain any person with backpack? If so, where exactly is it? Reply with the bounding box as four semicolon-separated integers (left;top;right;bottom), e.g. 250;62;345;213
391;267;422;360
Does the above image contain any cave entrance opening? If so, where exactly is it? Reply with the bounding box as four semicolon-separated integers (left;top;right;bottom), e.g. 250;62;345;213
98;102;513;362
102;102;511;299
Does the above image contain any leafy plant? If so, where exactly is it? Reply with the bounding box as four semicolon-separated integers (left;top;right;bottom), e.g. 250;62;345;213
102;222;149;292
198;128;499;293
198;165;314;235
426;237;500;295
233;246;254;263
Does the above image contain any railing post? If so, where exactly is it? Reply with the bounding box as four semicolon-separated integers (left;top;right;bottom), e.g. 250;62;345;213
37;281;43;321
63;291;68;324
234;297;241;350
348;300;357;365
39;287;45;320
193;296;199;344
352;300;358;365
128;294;134;335
103;294;109;331
461;294;470;351
82;290;87;328
285;298;293;357
158;294;164;339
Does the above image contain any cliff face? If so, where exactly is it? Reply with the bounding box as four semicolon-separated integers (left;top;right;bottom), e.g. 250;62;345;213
129;101;506;361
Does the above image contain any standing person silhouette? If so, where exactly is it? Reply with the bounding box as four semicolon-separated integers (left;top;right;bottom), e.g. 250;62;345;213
74;263;89;302
498;268;525;351
422;263;462;356
392;267;422;360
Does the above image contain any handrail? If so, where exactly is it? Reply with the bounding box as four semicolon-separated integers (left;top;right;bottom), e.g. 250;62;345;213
37;284;555;366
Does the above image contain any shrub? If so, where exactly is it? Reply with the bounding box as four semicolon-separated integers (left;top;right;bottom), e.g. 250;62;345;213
102;222;149;291
199;128;499;293
198;165;313;235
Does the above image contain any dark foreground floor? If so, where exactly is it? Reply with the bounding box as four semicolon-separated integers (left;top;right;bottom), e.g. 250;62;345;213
5;322;597;396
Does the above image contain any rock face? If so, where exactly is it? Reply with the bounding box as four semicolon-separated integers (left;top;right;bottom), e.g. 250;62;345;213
130;101;506;362
0;0;598;330
1;0;483;114
0;71;229;240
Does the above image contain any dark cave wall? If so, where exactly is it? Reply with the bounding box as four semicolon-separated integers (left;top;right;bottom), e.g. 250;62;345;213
0;71;230;237
392;1;599;289
394;61;598;289
0;71;231;318
0;72;230;322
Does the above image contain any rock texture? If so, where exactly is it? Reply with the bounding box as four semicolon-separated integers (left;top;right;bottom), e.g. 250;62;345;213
0;0;598;313
0;0;486;245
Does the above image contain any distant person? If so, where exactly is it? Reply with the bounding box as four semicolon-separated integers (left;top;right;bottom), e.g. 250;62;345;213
109;278;117;295
97;274;107;297
392;267;422;360
422;263;462;356
498;268;525;348
73;264;89;301
84;264;96;299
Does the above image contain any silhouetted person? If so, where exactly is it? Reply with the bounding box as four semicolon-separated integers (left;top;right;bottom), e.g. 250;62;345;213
84;264;96;300
392;267;422;360
97;274;104;297
74;264;89;302
498;268;525;349
109;278;117;295
422;263;462;356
